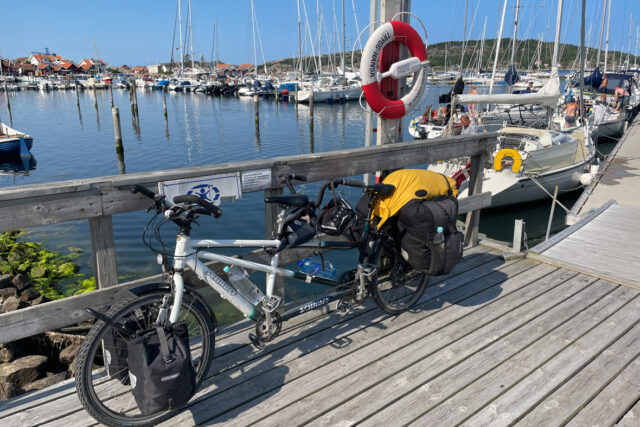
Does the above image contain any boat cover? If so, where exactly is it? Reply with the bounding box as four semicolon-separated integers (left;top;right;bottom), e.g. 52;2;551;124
456;68;561;107
373;169;458;228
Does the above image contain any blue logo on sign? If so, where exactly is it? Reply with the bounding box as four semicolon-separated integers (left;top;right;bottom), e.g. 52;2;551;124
187;184;220;203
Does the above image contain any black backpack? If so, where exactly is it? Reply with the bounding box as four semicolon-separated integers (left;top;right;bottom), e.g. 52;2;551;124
126;322;196;415
398;195;463;275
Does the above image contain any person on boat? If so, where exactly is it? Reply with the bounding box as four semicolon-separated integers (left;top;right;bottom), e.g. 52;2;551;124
523;81;534;93
598;74;608;103
443;104;452;125
562;98;579;128
613;84;630;118
421;105;432;123
460;114;483;135
467;85;478;117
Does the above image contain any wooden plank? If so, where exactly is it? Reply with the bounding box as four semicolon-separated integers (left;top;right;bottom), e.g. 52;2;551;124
518;321;640;425
566;354;640;426
616;396;640;426
316;272;604;427
162;261;552;426
458;191;492;214
461;286;640;426
528;252;640;291
530;199;616;254
408;282;634;427
0;248;500;422
88;215;118;288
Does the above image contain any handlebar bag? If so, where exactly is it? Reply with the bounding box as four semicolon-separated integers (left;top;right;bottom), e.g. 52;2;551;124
398;195;463;275
126;322;196;415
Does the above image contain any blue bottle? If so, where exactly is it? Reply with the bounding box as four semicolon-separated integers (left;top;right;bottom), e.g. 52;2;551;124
298;257;338;279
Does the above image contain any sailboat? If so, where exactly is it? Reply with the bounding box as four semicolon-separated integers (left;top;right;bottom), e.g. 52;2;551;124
432;0;597;208
0;121;34;158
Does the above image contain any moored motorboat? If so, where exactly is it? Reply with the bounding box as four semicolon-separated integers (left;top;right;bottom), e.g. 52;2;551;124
0;122;34;158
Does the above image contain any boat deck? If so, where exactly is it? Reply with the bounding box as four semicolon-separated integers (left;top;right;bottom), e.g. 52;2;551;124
2;242;640;426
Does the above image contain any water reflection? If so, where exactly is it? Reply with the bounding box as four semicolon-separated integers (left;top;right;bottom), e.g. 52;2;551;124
0;155;37;176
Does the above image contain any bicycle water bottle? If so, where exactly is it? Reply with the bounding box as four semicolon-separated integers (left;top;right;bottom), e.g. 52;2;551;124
431;226;445;245
298;257;338;279
223;265;265;305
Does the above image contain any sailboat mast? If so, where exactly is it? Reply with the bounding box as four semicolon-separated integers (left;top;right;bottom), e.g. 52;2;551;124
509;0;521;66
189;0;195;70
298;0;303;82
603;0;612;74
251;0;258;75
317;0;322;74
627;13;633;69
595;0;606;69
459;0;469;75
489;0;509;94
579;0;586;122
342;0;345;79
178;0;184;74
479;16;487;73
551;0;564;70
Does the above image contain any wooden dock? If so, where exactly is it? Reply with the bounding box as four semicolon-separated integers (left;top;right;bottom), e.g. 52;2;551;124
2;242;640;426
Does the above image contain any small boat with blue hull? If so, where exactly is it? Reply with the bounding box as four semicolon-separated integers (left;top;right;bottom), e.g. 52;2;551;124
0;122;34;158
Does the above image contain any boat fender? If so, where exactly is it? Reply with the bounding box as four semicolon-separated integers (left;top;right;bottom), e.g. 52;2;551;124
494;149;522;173
360;21;428;119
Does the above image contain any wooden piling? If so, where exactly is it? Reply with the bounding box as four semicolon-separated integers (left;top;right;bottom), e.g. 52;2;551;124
4;82;11;116
309;90;314;131
112;107;125;174
254;94;260;131
109;84;114;108
112;107;123;145
75;83;80;106
131;84;139;117
162;86;168;119
512;219;524;252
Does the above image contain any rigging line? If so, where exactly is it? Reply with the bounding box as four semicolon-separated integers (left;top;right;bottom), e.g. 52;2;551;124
252;2;269;74
170;0;179;67
301;0;319;74
350;0;362;52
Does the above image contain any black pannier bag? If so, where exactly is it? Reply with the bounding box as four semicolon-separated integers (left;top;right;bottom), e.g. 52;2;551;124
102;315;140;385
398;195;463;275
126;322;196;415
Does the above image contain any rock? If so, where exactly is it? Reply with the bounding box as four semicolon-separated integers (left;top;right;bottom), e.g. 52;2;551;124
0;381;20;401
59;343;81;366
0;343;25;364
0;287;17;299
0;274;12;289
30;295;49;306
2;296;27;312
21;371;69;393
12;274;32;292
0;355;48;387
20;287;39;302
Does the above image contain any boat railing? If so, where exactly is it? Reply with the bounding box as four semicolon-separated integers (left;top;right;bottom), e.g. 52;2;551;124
0;133;497;344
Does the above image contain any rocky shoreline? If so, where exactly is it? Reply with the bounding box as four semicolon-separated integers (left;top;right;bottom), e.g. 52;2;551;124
0;273;84;401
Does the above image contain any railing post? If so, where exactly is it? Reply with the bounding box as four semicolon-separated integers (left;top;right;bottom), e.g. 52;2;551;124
464;140;486;247
89;216;118;289
264;187;284;309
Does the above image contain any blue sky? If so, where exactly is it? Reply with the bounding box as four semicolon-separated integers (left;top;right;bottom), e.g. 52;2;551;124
2;0;639;66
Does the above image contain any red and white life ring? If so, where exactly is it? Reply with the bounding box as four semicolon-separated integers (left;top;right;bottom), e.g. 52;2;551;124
360;21;428;119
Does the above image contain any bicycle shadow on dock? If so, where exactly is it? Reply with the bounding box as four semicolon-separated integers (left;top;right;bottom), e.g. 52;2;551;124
183;255;509;424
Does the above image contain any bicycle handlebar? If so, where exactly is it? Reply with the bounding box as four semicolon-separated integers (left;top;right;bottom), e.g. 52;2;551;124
173;195;223;218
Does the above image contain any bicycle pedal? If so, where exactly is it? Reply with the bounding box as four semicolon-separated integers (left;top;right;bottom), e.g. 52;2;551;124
362;264;378;278
262;295;282;313
248;333;265;351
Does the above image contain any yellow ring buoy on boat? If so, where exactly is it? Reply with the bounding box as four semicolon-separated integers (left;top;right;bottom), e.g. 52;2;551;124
493;148;522;173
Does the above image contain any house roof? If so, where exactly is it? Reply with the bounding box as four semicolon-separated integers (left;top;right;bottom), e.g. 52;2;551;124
20;64;36;71
238;64;253;69
32;54;62;63
216;63;231;69
131;66;148;72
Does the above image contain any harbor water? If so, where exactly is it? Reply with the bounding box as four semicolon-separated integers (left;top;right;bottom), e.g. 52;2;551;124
0;85;584;323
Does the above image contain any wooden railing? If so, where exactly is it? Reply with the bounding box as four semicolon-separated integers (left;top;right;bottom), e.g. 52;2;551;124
0;133;494;344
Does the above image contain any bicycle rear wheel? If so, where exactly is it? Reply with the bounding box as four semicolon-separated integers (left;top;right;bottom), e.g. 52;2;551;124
75;289;215;427
371;253;429;315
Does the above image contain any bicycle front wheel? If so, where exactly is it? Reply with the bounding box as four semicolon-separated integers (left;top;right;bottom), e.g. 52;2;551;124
75;289;215;427
371;254;429;315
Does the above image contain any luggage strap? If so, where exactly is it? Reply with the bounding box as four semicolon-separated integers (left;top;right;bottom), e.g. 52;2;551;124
85;307;136;337
156;325;175;364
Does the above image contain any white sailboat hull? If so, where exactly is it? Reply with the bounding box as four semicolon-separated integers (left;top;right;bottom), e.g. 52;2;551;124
297;86;362;103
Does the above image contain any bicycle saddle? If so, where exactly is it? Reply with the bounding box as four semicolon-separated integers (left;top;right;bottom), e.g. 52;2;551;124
365;183;396;197
264;194;309;208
